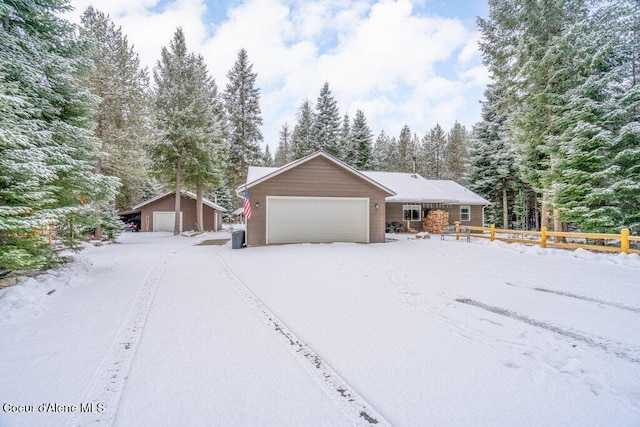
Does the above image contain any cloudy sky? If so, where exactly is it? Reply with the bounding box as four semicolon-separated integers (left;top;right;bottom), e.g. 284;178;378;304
65;0;490;150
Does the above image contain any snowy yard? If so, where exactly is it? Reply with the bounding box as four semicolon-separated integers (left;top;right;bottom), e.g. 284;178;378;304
1;232;639;426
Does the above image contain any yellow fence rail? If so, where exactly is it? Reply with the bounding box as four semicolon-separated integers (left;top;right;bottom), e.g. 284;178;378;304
449;222;640;255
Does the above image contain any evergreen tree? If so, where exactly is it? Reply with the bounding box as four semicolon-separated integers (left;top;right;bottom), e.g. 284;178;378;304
274;122;291;166
339;113;353;164
80;7;151;238
396;125;415;172
468;84;520;228
223;49;263;190
445;122;469;184
263;144;274;167
290;99;315;159
351;110;373;169
420;124;447;178
152;28;222;234
0;0;118;272
313;82;341;156
369;130;395;171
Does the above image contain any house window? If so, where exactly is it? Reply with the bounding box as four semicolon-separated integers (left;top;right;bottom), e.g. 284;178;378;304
403;205;421;221
460;205;471;221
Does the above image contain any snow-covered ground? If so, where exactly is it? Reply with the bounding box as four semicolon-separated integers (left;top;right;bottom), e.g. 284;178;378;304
1;232;639;426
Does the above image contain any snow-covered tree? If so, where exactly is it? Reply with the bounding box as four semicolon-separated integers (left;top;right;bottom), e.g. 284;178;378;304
290;99;316;159
445;122;469;184
80;7;151;237
420;124;447;178
152;28;224;234
369;130;396;171
351;110;373;169
313;82;341;156
223;49;263;190
395;125;415;173
0;0;119;271
468;84;520;228
262;144;274;167
274;122;291;166
339;113;353;164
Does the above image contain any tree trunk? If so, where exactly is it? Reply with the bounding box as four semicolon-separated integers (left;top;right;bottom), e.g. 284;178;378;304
196;182;204;233
502;183;509;229
553;208;566;243
541;193;549;230
174;161;182;236
94;160;102;240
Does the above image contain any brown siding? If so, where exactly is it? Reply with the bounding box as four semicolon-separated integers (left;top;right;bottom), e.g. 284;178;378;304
247;156;389;246
139;193;222;232
385;203;486;231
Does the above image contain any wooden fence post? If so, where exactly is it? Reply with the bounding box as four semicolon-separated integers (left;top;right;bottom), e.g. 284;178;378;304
490;224;495;241
541;226;547;249
621;229;630;254
455;221;461;240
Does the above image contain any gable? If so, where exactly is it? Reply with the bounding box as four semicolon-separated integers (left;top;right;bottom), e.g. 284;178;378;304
240;151;395;197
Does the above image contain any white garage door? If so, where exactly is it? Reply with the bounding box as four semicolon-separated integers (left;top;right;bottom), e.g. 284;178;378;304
266;197;369;244
153;211;182;232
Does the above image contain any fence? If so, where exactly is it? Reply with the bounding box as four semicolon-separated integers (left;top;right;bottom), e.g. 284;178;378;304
448;222;640;255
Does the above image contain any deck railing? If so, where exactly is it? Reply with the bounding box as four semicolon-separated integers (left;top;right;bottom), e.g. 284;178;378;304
449;222;640;255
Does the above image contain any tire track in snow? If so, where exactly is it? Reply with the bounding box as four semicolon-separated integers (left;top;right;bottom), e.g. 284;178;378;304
69;250;176;426
505;282;640;313
215;253;390;426
456;298;640;364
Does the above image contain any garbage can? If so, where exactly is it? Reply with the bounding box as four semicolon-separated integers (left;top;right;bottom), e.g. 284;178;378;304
231;230;245;249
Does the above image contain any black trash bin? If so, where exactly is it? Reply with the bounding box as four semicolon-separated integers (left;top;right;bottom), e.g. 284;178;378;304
231;230;245;249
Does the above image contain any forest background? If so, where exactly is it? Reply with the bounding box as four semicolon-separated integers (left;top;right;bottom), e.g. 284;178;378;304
0;0;638;273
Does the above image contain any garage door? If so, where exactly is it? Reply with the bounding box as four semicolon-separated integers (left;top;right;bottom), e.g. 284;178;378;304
266;197;369;244
153;211;182;232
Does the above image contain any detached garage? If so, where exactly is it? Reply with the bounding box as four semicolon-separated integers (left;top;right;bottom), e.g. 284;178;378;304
132;190;226;232
238;151;395;246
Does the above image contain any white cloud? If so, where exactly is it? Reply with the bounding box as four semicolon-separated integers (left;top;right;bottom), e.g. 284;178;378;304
65;0;488;147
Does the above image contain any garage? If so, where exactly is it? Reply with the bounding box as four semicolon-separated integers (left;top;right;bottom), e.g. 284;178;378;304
237;151;395;247
267;196;369;244
153;211;182;232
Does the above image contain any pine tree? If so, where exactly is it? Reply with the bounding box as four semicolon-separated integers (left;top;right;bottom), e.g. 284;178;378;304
313;82;341;156
468;84;520;228
351;110;373;169
274;122;291;166
290;99;315;159
152;28;223;234
420;124;447;178
396;125;415;172
445;122;469;184
339;113;353;164
369;130;395;171
263;144;274;167
80;7;151;237
223;49;263;190
0;0;119;272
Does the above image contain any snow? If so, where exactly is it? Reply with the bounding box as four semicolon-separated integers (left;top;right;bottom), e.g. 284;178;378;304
1;232;639;426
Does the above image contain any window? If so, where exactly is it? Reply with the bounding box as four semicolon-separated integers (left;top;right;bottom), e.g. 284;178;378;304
460;205;471;222
403;205;421;221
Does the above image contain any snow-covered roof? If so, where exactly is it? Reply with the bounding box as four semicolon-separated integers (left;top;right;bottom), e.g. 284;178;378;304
238;151;396;197
132;190;227;212
240;152;489;205
426;180;491;205
361;171;458;204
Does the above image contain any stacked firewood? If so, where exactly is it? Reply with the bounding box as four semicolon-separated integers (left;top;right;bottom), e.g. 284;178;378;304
423;210;450;233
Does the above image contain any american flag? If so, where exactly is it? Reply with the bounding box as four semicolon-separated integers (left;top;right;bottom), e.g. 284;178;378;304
243;185;252;219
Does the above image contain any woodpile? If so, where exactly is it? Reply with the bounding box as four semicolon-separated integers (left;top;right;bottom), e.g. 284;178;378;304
423;210;450;233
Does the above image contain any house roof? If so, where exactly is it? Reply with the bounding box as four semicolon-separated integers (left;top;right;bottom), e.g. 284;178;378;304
361;171;490;205
132;189;227;212
237;151;396;197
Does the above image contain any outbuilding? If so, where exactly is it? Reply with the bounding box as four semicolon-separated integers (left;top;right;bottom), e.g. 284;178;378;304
238;151;395;246
131;190;226;232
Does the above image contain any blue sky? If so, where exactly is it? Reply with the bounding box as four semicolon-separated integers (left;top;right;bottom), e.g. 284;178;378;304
67;0;490;149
